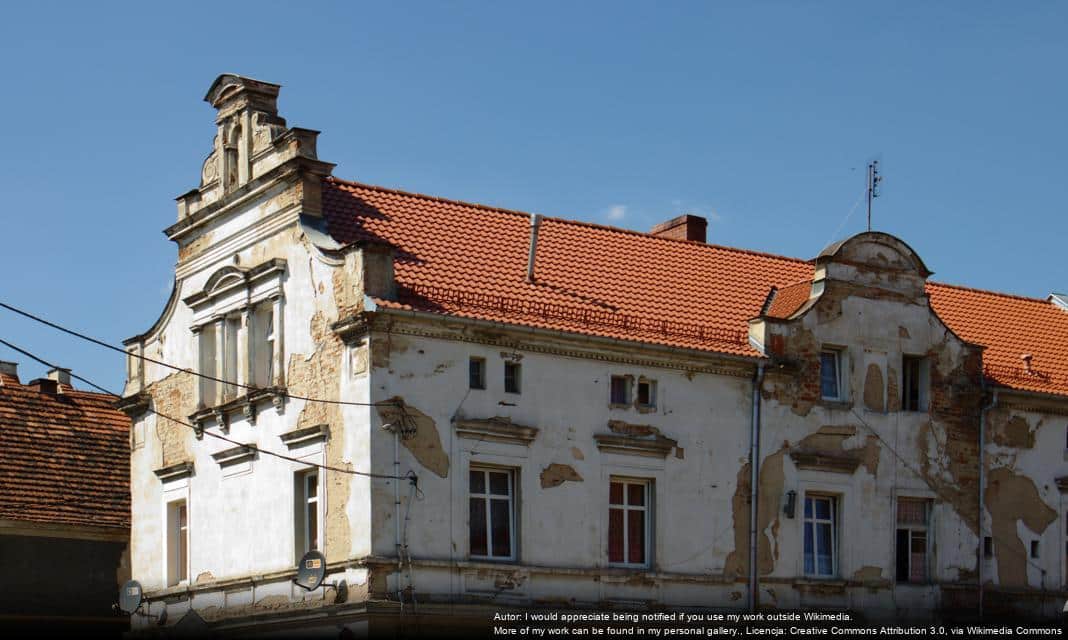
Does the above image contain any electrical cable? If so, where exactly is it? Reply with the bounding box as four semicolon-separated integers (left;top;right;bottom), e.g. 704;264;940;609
0;336;414;483
0;301;397;408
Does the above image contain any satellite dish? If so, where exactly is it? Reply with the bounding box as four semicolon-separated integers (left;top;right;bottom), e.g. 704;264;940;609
294;550;327;591
118;579;144;614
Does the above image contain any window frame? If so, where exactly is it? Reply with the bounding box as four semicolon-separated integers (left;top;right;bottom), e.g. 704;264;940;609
296;469;321;556
636;379;657;410
901;355;929;412
803;494;838;578
819;349;844;401
609;375;632;406
895;497;931;584
504;361;521;394
608;477;652;568
469;357;486;390
166;499;189;587
468;466;517;562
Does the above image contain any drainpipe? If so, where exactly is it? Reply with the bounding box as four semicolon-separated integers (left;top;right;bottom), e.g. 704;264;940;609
382;421;403;604
978;385;998;621
749;362;765;613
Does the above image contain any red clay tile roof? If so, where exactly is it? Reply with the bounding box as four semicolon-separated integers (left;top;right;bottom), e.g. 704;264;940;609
927;282;1068;397
322;177;1068;397
0;377;130;531
765;280;814;320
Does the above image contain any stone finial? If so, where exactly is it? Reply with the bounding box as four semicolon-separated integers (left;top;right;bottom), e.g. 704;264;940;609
204;74;281;118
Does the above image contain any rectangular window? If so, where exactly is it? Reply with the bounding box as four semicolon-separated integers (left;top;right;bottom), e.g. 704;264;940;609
984;536;994;558
902;356;929;412
608;479;651;567
294;470;320;557
469;468;515;560
610;376;631;405
166;500;188;586
820;350;842;400
504;361;521;394
636;380;656;409
221;316;240;400
251;303;275;388
803;495;836;577
198;323;217;404
896;498;930;583
1031;540;1040;559
469;358;486;390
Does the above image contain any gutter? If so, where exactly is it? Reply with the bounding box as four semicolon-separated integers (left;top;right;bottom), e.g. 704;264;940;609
749;362;765;612
978;385;998;621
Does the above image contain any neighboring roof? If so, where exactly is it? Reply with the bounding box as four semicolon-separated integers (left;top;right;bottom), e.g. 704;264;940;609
0;376;130;531
765;280;814;320
927;282;1068;397
321;177;1068;397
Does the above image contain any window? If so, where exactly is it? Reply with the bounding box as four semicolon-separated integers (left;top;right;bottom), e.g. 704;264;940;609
197;316;240;404
166;500;189;586
251;303;275;388
469;468;515;560
984;536;994;558
803;495;837;577
295;470;320;557
469;357;486;390
504;361;521;394
896;498;930;583
636;380;657;409
610;376;631;405
1031;540;1040;559
902;356;929;412
820;350;842;400
608;479;651;567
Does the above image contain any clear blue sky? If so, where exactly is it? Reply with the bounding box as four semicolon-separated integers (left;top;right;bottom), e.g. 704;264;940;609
1;1;1065;391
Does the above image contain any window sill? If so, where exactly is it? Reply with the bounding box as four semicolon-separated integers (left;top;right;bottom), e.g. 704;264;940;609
818;399;852;411
190;386;286;436
468;556;519;565
608;403;631;410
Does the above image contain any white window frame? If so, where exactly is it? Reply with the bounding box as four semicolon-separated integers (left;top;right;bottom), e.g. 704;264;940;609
896;497;930;584
298;469;321;555
166;499;189;586
608;478;652;568
468;467;517;561
803;494;837;578
820;349;844;401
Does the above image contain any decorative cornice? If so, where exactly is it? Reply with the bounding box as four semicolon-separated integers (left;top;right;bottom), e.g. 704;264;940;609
359;312;758;377
211;444;256;467
594;433;676;458
279;424;330;449
190;387;286;437
154;461;194;482
789;451;860;474
454;417;539;446
995;388;1068;417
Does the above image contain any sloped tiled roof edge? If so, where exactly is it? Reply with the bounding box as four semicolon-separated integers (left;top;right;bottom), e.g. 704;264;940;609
321;176;1068;398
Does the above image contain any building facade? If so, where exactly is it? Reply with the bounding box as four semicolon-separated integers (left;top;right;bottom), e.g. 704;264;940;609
120;75;1068;635
0;362;130;633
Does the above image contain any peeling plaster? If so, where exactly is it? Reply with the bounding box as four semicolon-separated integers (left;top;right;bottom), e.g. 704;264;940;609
540;463;584;488
985;466;1057;587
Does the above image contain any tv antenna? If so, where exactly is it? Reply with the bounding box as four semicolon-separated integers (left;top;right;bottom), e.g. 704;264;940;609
293;550;348;603
866;160;883;232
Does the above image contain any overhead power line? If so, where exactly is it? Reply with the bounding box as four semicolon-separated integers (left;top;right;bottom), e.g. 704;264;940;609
0;300;396;408
0;337;414;484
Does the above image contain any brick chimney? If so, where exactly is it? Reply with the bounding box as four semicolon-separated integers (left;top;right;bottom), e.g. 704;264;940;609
29;378;59;395
0;361;17;385
650;214;707;243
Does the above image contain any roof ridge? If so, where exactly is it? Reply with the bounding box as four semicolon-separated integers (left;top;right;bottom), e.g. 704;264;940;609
927;280;1054;306
326;176;813;265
